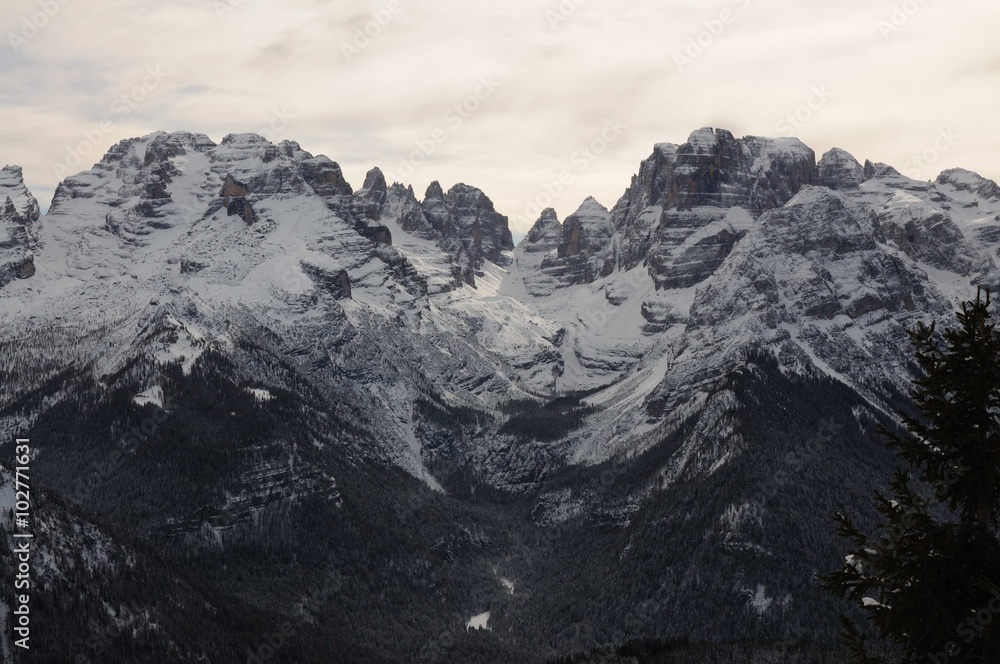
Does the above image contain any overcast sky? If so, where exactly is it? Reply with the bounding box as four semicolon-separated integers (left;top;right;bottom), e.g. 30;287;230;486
1;0;997;238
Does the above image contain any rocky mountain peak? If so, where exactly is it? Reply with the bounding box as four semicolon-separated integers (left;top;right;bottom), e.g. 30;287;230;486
8;127;1000;661
561;197;613;258
684;126;723;152
613;129;817;226
538;206;560;222
575;195;608;214
273;141;354;199
936;168;1000;201
219;132;271;147
362;167;388;193
277;139;309;159
297;154;353;198
517;197;615;296
522;208;563;248
424;180;445;201
817;147;868;190
608;128;816;291
0;165;40;223
863;161;902;180
415;181;513;267
349;167;390;222
446;183;500;213
0;165;40;287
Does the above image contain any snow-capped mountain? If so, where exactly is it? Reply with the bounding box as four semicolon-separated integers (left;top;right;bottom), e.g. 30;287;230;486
3;127;999;662
0;165;40;288
519;197;616;297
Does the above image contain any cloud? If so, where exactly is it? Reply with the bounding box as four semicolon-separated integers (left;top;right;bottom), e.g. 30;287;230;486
1;0;997;230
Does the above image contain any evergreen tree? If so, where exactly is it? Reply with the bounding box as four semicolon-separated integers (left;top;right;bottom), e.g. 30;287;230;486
821;288;1000;662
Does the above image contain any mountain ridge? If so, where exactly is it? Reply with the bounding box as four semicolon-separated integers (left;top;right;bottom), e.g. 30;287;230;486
2;126;999;662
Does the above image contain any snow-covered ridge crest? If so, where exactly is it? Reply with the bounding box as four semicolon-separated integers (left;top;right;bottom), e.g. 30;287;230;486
3;128;1000;487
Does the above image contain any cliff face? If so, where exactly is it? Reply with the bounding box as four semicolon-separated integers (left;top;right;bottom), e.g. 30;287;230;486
519;127;819;297
419;181;515;278
519;198;615;296
0;165;40;287
611;128;817;290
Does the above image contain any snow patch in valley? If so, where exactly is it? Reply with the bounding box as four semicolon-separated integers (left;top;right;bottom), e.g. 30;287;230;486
466;611;491;631
246;388;273;402
154;328;204;376
744;584;772;615
133;386;164;408
741;584;790;616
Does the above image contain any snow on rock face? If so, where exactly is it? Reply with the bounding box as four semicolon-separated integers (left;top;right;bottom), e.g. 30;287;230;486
639;186;952;453
516;199;615;296
10;130;1000;650
522;208;563;251
936;168;1000;202
551;154;999;468
830;158;1000;297
310;169;516;292
612;128;817;291
0;165;40;223
877;192;987;277
741;584;789;616
133;386;164;408
1;131;485;489
0;165;40;288
519;127;816;299
0;467;128;581
516;208;566;297
350;167;389;223
419;181;515;275
817;148;868;191
615;127;816;226
466;612;491;630
246;388;273;402
6;126;1000;494
280;140;354;199
692;187;926;332
563;197;615;259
